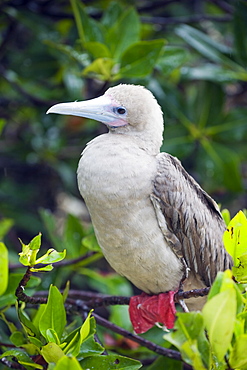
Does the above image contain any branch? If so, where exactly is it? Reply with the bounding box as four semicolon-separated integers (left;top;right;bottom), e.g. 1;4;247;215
207;0;234;14
0;357;25;370
66;297;182;361
15;267;47;304
141;13;232;26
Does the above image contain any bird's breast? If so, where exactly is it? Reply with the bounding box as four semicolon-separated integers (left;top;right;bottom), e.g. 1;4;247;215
77;134;183;293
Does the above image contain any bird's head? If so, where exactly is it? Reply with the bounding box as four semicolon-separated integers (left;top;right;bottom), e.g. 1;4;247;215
47;84;164;153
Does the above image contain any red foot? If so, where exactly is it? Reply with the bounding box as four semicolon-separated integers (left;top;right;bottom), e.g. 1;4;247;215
129;291;177;334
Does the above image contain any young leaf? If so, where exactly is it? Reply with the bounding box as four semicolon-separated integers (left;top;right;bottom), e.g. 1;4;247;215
35;249;66;265
223;211;247;265
202;288;236;361
29;233;42;250
82;58;114;81
39;285;66;342
30;265;53;272
55;355;82;370
0;242;8;295
65;312;94;357
18;238;39;267
41;342;65;364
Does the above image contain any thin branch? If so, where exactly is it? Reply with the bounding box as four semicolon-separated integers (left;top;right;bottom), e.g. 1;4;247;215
93;312;182;360
66;297;182;361
141;13;232;26
15;267;47;304
0;357;25;370
207;0;234;14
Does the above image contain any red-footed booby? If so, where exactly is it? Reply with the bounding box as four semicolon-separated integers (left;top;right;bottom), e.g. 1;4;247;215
47;84;232;333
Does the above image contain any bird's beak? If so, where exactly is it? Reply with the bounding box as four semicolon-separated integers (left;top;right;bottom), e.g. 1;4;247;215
46;95;127;127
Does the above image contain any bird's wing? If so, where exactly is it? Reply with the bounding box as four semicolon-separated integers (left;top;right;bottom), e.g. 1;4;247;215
151;152;232;286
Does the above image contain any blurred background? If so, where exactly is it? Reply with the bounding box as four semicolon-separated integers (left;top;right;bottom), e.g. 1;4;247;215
0;0;247;290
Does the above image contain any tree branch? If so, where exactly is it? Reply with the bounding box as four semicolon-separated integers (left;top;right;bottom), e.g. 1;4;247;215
141;13;232;26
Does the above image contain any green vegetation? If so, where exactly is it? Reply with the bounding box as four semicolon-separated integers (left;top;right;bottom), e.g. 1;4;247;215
0;1;247;369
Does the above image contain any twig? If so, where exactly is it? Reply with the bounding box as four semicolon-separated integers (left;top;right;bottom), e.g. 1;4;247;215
15;267;47;304
0;357;25;370
207;0;234;14
141;14;232;25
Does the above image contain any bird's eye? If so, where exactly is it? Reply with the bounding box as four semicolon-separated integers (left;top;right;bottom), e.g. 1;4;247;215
114;107;126;115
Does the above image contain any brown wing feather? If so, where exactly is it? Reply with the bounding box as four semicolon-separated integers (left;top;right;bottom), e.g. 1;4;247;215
152;152;232;286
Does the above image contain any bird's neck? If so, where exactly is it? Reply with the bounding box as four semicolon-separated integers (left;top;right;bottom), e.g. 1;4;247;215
108;129;162;156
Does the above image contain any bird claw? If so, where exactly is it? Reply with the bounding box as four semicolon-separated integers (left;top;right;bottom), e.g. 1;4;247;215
129;291;177;334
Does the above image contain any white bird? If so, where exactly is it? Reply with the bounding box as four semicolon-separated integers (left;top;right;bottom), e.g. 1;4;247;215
47;84;232;328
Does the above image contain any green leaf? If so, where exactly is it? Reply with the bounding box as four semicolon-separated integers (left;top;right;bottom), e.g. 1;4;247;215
101;2;123;28
182;65;247;83
175;24;241;70
80;354;142;370
18;238;38;267
63;214;87;258
64;313;95;357
30;264;54;272
77;334;104;358
82;233;101;252
39;285;66;342
35;249;66;265
202;288;236;361
201;139;243;192
232;253;247;284
117;40;165;79
223;211;247;265
0;118;7;136
165;312;208;367
84;42;111;59
157;46;189;75
106;7;140;60
29;233;42;250
17;303;40;338
70;0;104;44
147;356;182;370
83;58;114;80
46;328;61;344
0;242;8;295
41;342;65;364
230;334;247;369
10;331;26;346
0;218;14;240
221;209;231;226
0;349;43;369
54;355;82;370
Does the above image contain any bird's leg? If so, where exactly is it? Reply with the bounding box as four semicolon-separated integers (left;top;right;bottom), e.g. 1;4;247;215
177;258;190;312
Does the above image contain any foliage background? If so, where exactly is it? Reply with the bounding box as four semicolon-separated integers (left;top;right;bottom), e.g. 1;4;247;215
0;0;247;369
